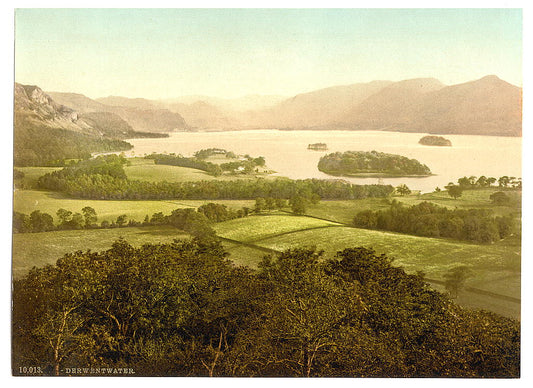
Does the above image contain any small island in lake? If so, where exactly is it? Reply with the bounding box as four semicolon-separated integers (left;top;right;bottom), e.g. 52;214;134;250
308;143;328;150
318;150;432;177
419;135;452;147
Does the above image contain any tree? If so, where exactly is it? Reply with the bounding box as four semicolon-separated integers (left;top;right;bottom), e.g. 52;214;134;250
253;156;266;167
56;208;73;228
275;198;287;209
498;176;510;188
150;212;167;224
81;206;98;228
30;210;55;232
446;184;463;199
249;248;359;377
395;184;411;196
13;212;31;233
476;176;488;187
265;197;276;211
486;177;497;187
254;197;266;213
116;214;128;227
458;176;473;188
69;213;85;230
289;196;307;215
443;265;472;298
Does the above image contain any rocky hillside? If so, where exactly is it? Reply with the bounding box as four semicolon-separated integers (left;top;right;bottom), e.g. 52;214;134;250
14;83;138;166
50;92;189;133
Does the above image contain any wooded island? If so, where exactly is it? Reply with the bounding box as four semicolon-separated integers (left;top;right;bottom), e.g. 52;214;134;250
419;135;452;146
318;150;432;177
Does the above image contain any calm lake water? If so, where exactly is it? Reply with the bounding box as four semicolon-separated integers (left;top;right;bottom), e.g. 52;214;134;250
126;130;522;193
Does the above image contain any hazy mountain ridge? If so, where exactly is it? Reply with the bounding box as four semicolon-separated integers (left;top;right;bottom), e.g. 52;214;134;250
50;92;189;133
342;76;521;136
246;80;396;129
410;75;522;136
39;74;522;136
342;78;447;130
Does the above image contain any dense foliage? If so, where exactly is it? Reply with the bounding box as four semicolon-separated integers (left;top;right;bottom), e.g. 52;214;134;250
353;200;517;243
14;113;133;166
13;203;246;235
418;136;452;146
451;175;522;190
318;150;431;176
12;240;520;377
37;155;395;200
147;152;267;176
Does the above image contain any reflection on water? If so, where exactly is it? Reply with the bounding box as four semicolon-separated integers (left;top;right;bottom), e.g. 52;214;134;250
126;130;521;193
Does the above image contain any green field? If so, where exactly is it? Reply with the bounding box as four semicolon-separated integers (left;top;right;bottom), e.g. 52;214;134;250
302;190;521;226
214;214;520;318
214;214;339;242
397;189;521;216
13;190;255;223
125;158;274;182
305;198;392;224
255;226;520;284
125;158;218;182
12;225;189;279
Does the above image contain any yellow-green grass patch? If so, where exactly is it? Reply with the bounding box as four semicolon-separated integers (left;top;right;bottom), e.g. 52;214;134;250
214;214;340;242
13;190;257;224
12;225;189;279
253;226;520;295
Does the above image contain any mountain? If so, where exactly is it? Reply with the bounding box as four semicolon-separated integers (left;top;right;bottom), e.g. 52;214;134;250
14;83;134;166
248;81;394;129
342;76;521;136
410;75;522;136
42;74;521;136
343;78;445;130
50;93;189;133
167;94;286;112
163;101;242;129
16;84;140;138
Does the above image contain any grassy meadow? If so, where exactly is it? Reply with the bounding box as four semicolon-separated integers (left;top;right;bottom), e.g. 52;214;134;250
13;190;255;223
214;214;521;319
12;225;188;279
15;166;63;188
213;213;339;242
397;189;522;216
125;157;275;182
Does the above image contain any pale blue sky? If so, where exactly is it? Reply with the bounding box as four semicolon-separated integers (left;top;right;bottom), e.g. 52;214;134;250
15;8;522;99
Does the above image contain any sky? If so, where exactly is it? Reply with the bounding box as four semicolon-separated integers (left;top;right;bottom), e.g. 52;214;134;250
14;8;523;99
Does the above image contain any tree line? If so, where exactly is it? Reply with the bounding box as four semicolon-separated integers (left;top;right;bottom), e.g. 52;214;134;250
442;175;522;192
13;240;520;377
13;203;249;235
353;200;517;243
146;153;224;176
37;155;395;200
147;152;267;176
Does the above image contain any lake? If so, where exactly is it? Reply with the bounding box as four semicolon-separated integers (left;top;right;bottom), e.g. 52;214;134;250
126;130;522;193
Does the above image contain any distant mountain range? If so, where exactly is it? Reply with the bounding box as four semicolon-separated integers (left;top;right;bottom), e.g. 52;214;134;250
45;75;520;136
